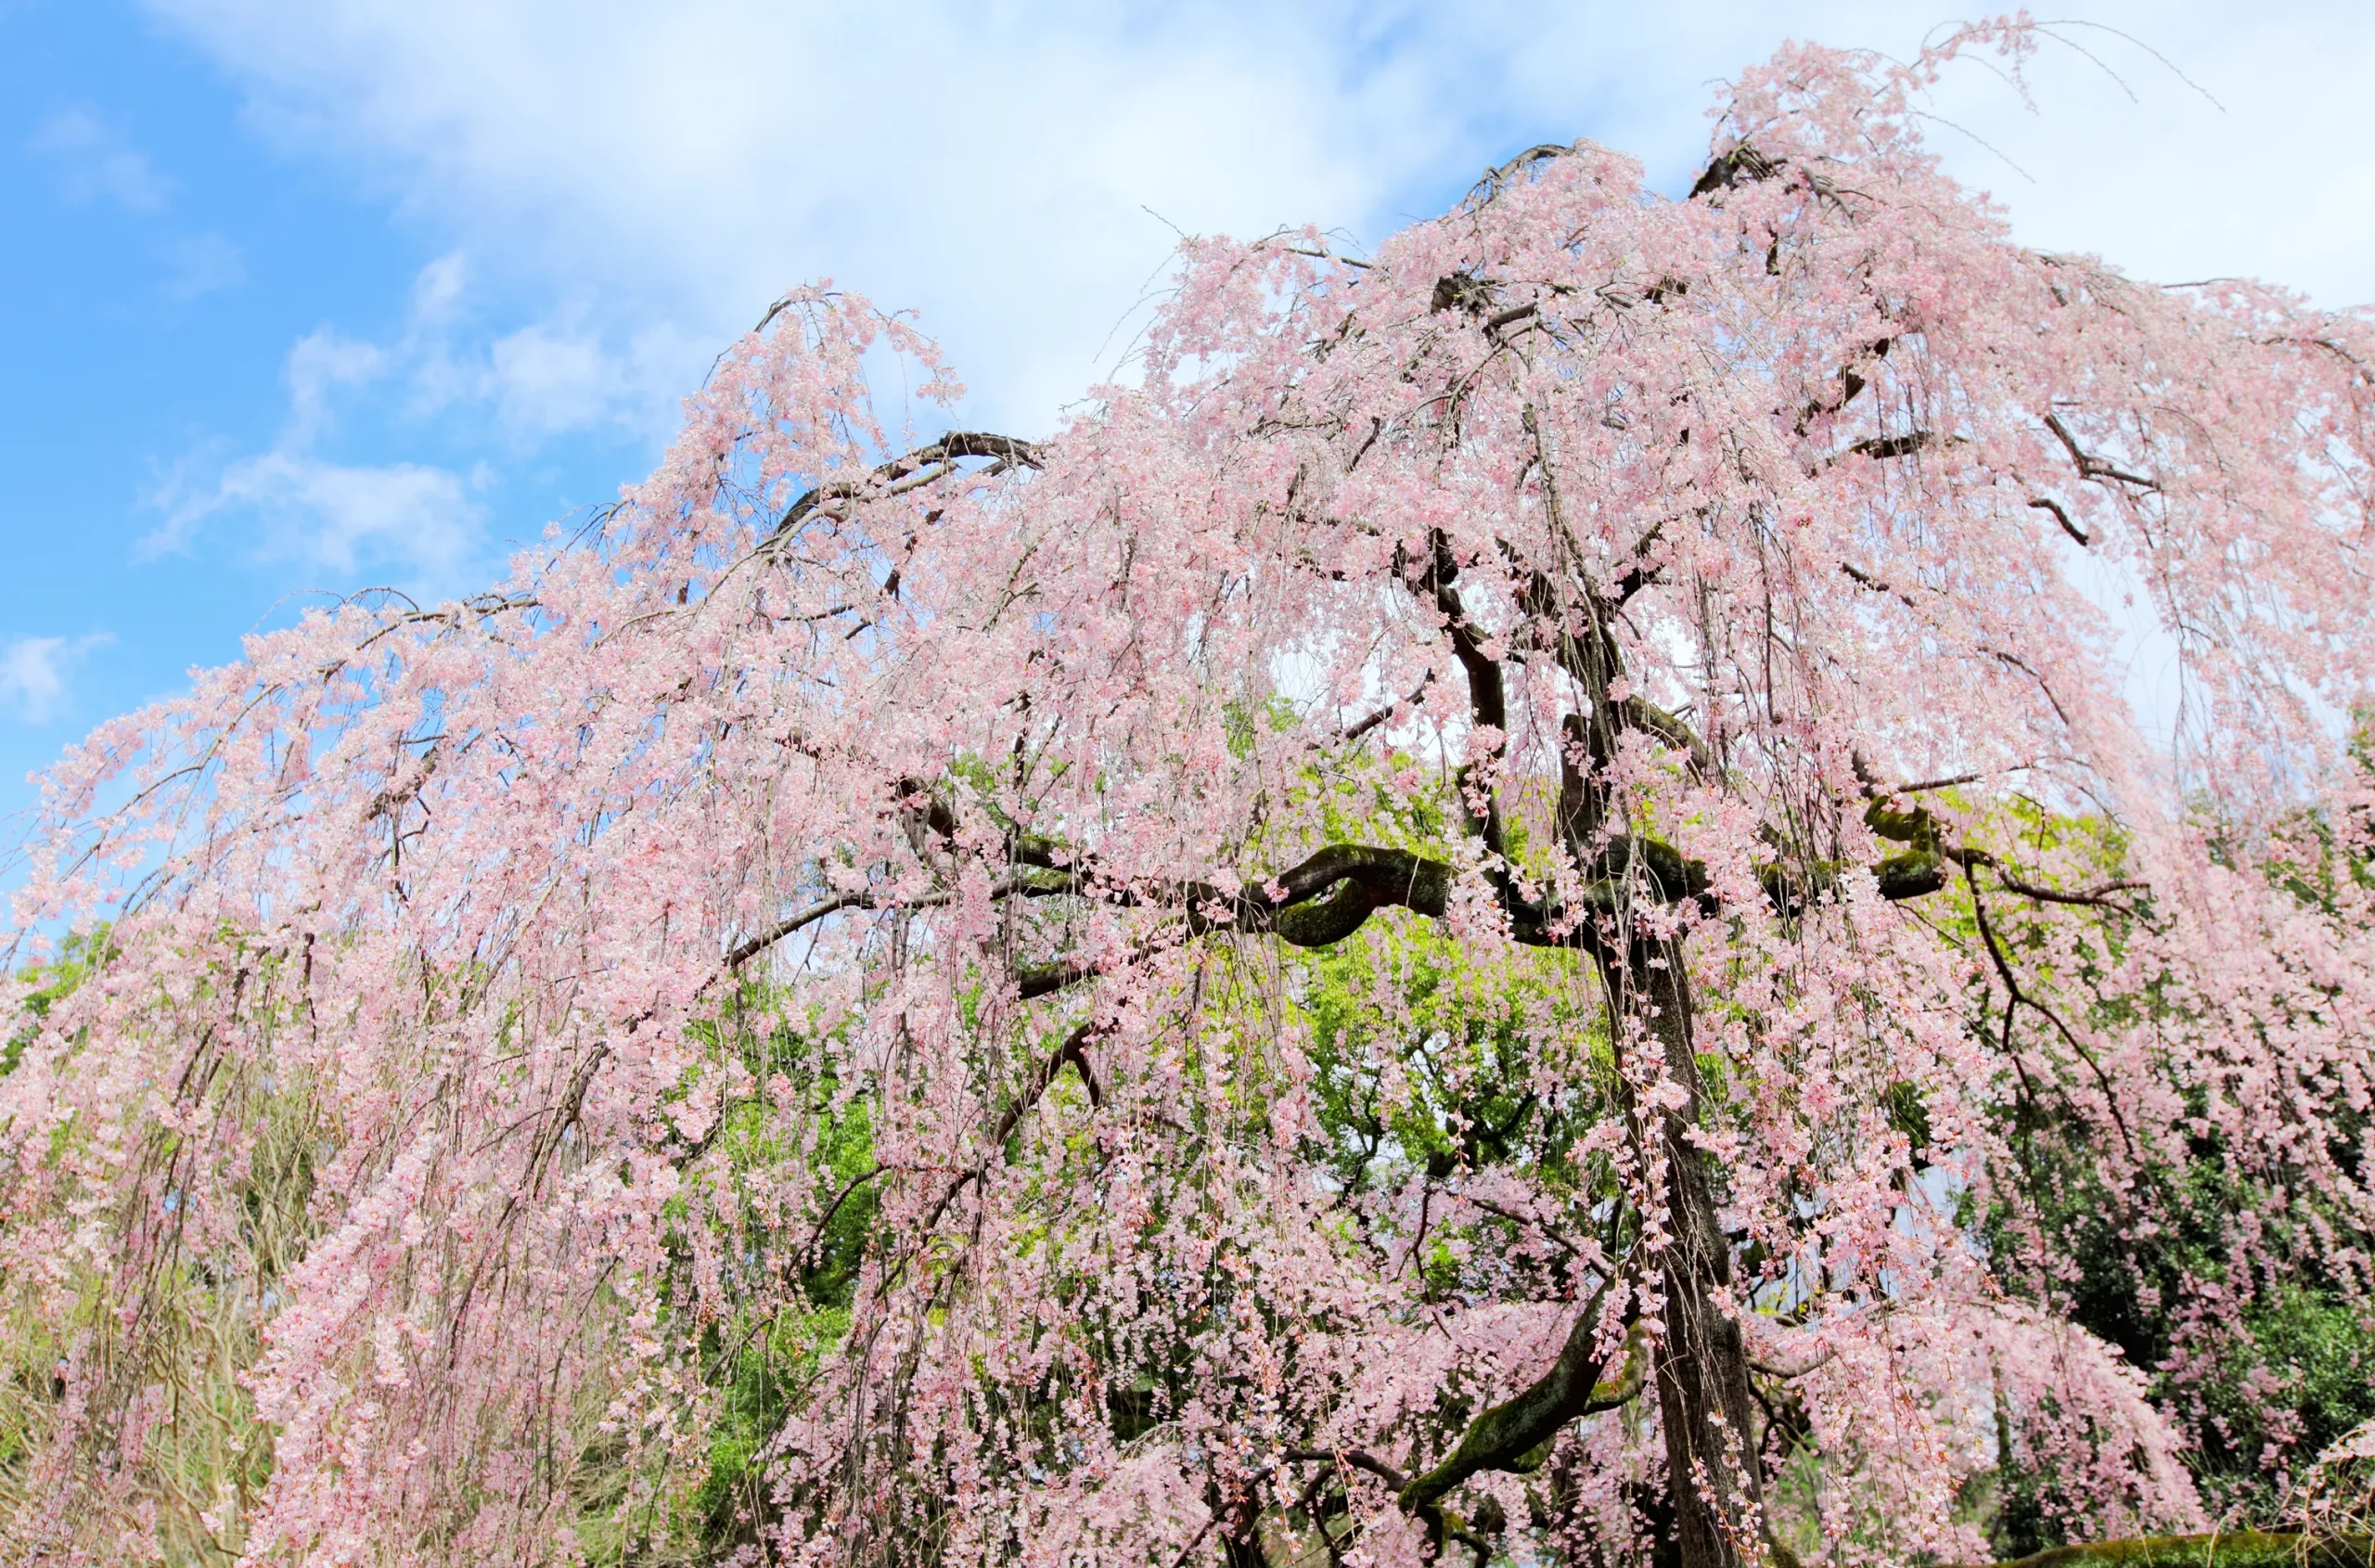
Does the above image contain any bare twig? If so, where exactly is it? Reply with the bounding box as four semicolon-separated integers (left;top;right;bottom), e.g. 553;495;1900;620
2043;412;2159;492
1286;1448;1410;1490
2030;495;2090;546
1342;673;1434;742
1965;861;2135;1156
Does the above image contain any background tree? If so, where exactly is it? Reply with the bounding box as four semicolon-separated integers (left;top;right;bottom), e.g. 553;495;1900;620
5;23;2374;1568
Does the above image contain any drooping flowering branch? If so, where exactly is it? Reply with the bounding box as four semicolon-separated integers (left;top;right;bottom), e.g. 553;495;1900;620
5;21;2373;1568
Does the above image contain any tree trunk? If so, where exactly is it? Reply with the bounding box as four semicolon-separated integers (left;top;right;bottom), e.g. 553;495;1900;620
1552;571;1767;1565
1607;940;1768;1568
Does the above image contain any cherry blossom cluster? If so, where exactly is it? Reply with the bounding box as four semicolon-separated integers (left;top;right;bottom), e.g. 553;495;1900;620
4;20;2371;1568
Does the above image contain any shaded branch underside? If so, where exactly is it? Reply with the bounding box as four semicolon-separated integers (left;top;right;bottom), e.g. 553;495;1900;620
1970;1536;2373;1568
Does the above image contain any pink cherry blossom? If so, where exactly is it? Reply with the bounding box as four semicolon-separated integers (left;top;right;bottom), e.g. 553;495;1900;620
5;21;2372;1568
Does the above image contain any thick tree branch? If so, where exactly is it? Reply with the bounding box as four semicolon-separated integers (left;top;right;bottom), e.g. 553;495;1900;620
1467;143;1576;208
1618;695;1721;783
1285;1448;1409;1490
1009;844;1461;999
1846;431;1933;461
1993;870;2150;913
771;431;1042;538
1342;673;1435;742
756;801;1998;1006
728;868;1072;969
1398;1290;1638;1516
1960;1534;2370;1568
727;890;875;968
1405;531;1512;863
1884;771;1989;796
796;1163;886;1266
1840;560;1914;606
1792;337;1894;434
1688;144;1780;199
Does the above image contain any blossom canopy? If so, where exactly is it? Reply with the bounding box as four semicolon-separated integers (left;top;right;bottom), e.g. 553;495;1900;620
5;23;2374;1568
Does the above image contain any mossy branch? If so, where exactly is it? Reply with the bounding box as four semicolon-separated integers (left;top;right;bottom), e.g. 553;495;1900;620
1967;1533;2371;1568
1397;1295;1639;1516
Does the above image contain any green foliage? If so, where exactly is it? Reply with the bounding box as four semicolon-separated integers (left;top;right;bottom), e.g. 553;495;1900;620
1295;919;1600;1201
0;937;311;1567
2188;1285;2375;1516
687;1308;851;1555
1222;692;1303;761
1986;1044;2375;1540
568;989;885;1562
4;924;112;1077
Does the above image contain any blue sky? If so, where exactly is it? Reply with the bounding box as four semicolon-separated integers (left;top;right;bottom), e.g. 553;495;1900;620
6;0;2374;842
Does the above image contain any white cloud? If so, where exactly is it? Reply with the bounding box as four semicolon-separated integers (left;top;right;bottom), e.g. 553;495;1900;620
484;321;618;436
211;451;481;579
264;254;689;444
409;251;467;323
141;0;1493;425
284;327;386;443
29;108;170;212
27;113;245;299
1892;13;2375;311
0;635;111;726
141;316;481;584
145;444;481;584
394;254;714;443
477;315;704;439
136;1;2375;469
161;230;247;299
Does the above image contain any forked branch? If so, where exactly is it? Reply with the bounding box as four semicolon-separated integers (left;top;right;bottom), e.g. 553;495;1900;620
1398;1292;1640;1515
771;431;1042;538
2043;413;2159;493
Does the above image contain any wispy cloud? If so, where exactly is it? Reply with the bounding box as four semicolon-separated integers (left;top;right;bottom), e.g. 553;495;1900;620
0;635;111;726
143;0;2375;449
29;108;170;212
138;239;669;590
142;313;482;585
284;327;387;443
30;110;248;301
210;452;482;579
140;0;1479;428
145;445;487;584
161;230;246;299
393;258;698;442
145;446;482;583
